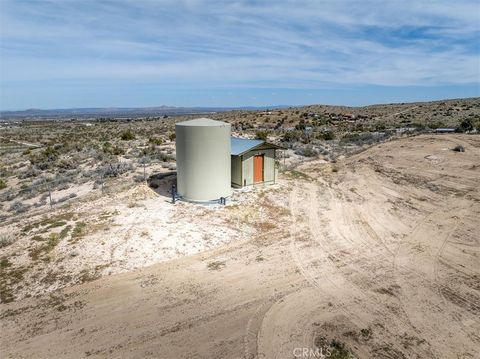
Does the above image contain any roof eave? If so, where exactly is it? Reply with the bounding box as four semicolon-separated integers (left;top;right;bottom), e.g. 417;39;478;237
232;142;285;156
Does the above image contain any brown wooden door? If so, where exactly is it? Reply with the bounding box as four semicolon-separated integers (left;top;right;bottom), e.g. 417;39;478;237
253;154;264;183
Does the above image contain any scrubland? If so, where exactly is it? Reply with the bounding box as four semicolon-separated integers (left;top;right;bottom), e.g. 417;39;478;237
1;98;479;358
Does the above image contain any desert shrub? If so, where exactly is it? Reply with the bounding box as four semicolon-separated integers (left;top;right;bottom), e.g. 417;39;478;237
103;142;126;156
318;131;335;140
9;201;31;214
98;161;134;178
0;258;12;268
18;183;41;200
341;132;379;145
452;145;465;152
120;129;135;140
255;130;268;141
71;222;87;239
59;225;72;240
282;130;301;142
0;233;15;248
295;145;317;157
169;133;176;141
0;179;6;190
18;167;41;179
54;193;77;204
46;233;60;251
89;148;106;161
152;151;174;162
42;145;59;161
3;189;16;201
295;119;306;130
148;137;163;145
111;145;126;156
456;118;474;133
133;175;145;183
412;122;426;129
56;158;77;170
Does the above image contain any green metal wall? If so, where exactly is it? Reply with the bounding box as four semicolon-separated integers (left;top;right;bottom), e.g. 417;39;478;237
241;148;276;186
231;155;242;187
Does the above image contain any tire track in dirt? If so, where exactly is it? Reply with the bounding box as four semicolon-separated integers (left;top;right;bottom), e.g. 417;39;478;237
288;181;396;326
318;180;425;337
392;199;480;355
432;203;480;343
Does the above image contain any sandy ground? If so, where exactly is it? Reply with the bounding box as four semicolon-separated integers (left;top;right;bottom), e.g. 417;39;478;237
1;134;479;358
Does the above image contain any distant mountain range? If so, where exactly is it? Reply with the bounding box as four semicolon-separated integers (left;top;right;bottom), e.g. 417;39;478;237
0;105;290;120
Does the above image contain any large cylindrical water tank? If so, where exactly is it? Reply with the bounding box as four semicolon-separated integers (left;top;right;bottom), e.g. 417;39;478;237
175;118;231;202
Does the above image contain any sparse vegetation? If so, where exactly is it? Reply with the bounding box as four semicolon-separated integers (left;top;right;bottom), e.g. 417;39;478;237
148;137;163;145
120;129;135;140
0;233;15;248
71;222;87;240
255;130;268;141
314;336;352;359
207;260;226;270
0;98;479;357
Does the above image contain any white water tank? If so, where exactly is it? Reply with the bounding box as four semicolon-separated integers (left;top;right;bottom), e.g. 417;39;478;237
175;118;231;202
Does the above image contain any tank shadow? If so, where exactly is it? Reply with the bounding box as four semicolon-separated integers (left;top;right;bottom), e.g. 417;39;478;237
147;172;177;200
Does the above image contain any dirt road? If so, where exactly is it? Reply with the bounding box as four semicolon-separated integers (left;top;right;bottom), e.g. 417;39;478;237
1;134;479;358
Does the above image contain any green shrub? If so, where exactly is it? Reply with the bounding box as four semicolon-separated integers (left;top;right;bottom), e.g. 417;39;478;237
71;222;87;239
456;118;474;133
282;130;301;142
169;133;176;141
321;131;335;140
0;234;15;248
255;131;268;141
0;179;6;190
120;129;135;140
148;137;163;145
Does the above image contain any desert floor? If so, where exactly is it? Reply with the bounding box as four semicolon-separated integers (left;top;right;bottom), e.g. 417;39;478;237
1;134;479;358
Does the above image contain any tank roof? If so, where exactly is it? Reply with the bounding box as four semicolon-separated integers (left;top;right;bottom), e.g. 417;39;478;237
176;118;229;127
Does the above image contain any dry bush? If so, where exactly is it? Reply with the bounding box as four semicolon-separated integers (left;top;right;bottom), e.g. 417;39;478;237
0;233;15;248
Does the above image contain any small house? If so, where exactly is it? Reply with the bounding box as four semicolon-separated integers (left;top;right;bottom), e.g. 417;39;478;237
230;137;283;188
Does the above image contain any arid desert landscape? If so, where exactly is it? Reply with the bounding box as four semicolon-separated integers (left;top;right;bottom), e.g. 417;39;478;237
1;0;480;357
1;109;479;358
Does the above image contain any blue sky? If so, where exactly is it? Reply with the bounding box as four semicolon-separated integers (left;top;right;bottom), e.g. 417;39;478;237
0;0;479;110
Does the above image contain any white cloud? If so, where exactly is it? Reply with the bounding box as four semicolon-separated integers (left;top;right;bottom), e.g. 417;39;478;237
0;0;479;87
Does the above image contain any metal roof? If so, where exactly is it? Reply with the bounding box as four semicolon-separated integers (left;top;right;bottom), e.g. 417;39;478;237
231;137;264;156
176;118;229;127
231;137;285;156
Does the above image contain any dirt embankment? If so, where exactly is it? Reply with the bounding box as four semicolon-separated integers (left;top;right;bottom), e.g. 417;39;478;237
1;134;479;359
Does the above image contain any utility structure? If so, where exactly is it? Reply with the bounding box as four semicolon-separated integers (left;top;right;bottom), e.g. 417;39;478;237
175;118;232;202
175;118;284;203
230;137;283;188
